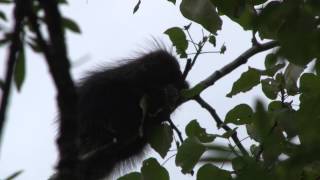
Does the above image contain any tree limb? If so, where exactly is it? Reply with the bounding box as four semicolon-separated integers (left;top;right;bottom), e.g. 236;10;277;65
183;41;279;101
0;0;25;146
37;0;79;179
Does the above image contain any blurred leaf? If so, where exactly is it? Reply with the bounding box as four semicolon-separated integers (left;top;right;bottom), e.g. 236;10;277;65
0;11;7;21
225;104;253;125
62;17;81;33
0;79;4;89
58;0;68;4
167;0;176;5
185;120;215;143
180;0;222;34
261;78;279;99
14;47;26;92
232;157;247;171
27;36;42;53
209;35;216;47
176;137;205;174
133;0;141;14
148;123;173;158
197;164;232;180
4;170;23;180
164;27;188;58
141;158;169;180
284;63;304;95
227;67;261;97
0;0;12;4
117;172;141;180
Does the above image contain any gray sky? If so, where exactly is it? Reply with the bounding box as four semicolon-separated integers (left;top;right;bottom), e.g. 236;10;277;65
0;1;270;179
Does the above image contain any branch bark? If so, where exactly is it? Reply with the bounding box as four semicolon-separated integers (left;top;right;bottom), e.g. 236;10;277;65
0;0;25;145
183;41;279;101
36;0;79;179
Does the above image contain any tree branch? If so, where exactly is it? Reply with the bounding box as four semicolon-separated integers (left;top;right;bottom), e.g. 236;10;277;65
0;0;25;146
37;0;79;179
195;96;249;156
183;41;279;100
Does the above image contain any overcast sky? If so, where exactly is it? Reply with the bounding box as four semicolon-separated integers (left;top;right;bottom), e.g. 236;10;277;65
0;1;270;179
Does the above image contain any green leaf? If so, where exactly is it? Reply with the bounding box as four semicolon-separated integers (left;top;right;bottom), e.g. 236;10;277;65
117;172;141;180
167;0;176;5
141;158;169;180
0;79;4;89
62;17;81;33
220;44;226;54
164;27;188;58
0;0;12;4
147;123;173;158
0;11;7;21
14;47;26;92
133;0;141;14
208;35;216;47
261;78;279;99
4;170;23;180
284;63;305;95
180;0;222;34
264;53;277;69
225;104;253;125
58;0;68;4
176;137;206;174
227;67;261;97
185;120;215;143
197;164;232;180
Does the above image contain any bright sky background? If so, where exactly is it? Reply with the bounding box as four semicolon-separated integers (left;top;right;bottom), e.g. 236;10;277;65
0;1;271;179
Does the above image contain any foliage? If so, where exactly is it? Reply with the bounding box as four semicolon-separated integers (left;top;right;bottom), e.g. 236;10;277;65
0;0;320;180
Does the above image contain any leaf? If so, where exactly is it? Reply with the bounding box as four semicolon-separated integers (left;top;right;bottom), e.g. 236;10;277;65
261;78;279;99
180;0;222;34
133;0;141;14
284;63;305;95
164;27;188;58
197;164;232;180
209;35;216;47
232;157;246;172
220;44;226;54
14;47;26;92
0;0;12;4
167;0;176;5
117;172;141;180
0;11;7;21
141;158;169;180
185;120;215;143
0;79;4;89
227;67;261;97
176;137;205;174
147;123;173;158
4;170;23;180
225;104;253;125
264;53;277;69
62;17;81;33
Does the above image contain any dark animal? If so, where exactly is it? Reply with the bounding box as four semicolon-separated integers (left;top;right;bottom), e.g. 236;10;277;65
76;50;188;180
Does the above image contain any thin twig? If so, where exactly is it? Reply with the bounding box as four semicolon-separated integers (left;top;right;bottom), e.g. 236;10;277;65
187;51;220;55
168;118;184;143
195;96;249;156
0;0;25;145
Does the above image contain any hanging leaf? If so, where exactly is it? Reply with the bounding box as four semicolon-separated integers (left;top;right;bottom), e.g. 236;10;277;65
14;47;26;92
141;158;169;180
147;123;173;158
197;164;232;180
164;27;188;58
62;17;81;33
225;104;253;125
185;120;216;142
